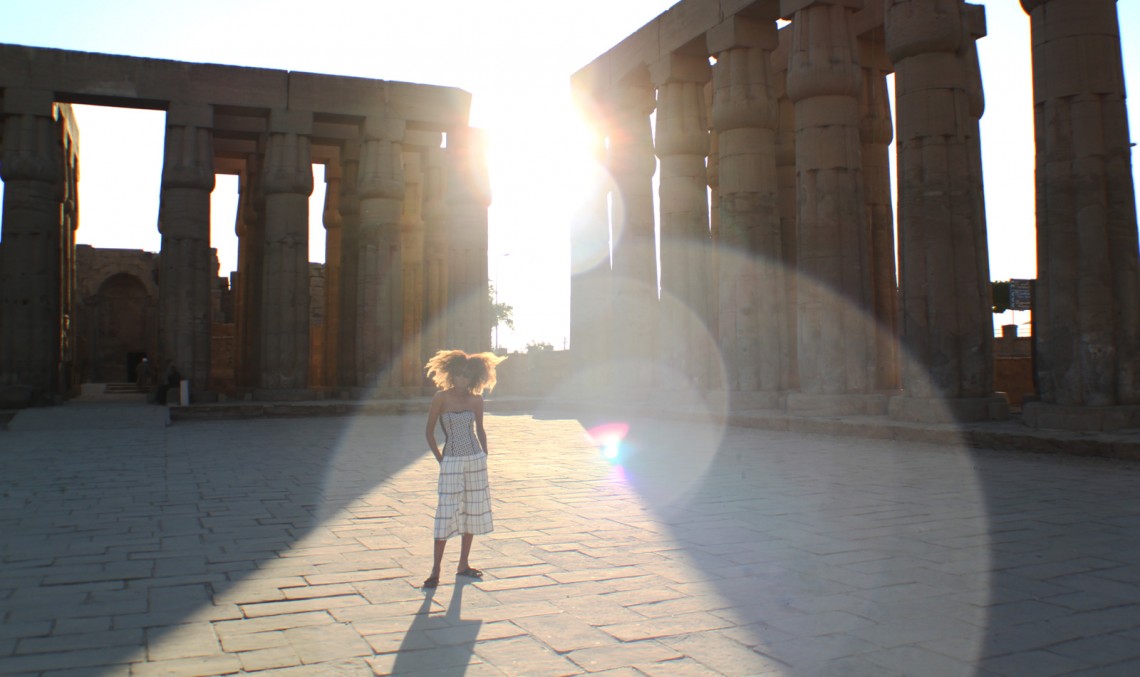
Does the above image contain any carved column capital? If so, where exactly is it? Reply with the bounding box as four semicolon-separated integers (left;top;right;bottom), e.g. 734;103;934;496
652;54;710;158
785;2;863;103
322;163;343;231
1;90;62;185
446;127;490;207
262;110;314;196
162;104;215;192
603;84;657;180
885;0;964;63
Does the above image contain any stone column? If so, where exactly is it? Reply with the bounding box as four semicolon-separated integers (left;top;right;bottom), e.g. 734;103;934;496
606;82;659;393
708;16;789;404
356;118;406;391
234;152;265;390
336;143;361;390
886;0;1006;423
774;31;799;391
0;89;64;403
400;148;426;388
322;160;343;388
258;110;313;395
569;116;613;390
445;127;491;354
158;103;215;400
653;53;713;390
1021;0;1140;430
858;36;900;391
782;0;880;414
423;143;449;366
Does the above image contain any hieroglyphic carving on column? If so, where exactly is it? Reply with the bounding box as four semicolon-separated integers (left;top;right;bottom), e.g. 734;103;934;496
605;82;658;392
1021;0;1140;413
399;148;426;388
707;16;790;398
569;114;613;388
259;110;314;392
783;0;878;407
159;103;215;398
858;36;900;391
886;0;1003;422
445;127;491;354
322;160;343;388
336;142;361;389
0;89;65;399
652;53;713;390
356;117;406;389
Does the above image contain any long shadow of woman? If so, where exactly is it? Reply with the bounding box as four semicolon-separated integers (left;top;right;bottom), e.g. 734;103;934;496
388;578;483;675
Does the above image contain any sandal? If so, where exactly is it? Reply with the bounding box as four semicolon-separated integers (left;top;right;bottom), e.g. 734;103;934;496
422;576;439;588
456;568;483;579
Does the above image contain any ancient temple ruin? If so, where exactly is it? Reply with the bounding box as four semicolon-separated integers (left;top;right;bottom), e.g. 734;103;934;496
0;44;490;405
570;0;1139;431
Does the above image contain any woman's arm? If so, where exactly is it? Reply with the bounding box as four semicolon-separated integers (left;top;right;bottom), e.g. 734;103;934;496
474;396;488;455
425;393;443;462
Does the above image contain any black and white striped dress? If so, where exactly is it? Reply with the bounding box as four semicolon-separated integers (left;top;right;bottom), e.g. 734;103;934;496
433;410;493;540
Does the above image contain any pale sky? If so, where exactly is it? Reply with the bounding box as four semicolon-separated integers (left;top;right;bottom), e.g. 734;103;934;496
1;1;1138;351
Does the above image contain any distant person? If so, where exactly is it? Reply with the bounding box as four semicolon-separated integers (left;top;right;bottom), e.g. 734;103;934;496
155;362;182;405
420;349;506;588
135;357;154;387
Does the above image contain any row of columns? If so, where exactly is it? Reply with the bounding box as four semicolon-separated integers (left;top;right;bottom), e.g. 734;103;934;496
571;0;1139;426
1;95;490;402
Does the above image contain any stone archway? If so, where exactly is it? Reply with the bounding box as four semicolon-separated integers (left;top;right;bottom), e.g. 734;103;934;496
87;273;155;383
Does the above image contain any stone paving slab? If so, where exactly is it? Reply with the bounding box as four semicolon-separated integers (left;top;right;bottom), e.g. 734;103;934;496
4;403;1140;675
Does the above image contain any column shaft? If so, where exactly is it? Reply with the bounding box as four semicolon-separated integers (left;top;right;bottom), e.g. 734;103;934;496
606;84;658;391
322;162;343;388
887;0;1003;422
569;121;613;389
709;18;789;398
158;104;215;398
337;144;361;389
1023;0;1140;408
400;149;426;388
785;1;878;409
259;111;313;392
356;119;406;389
654;55;713;389
423;144;449;366
0;90;65;401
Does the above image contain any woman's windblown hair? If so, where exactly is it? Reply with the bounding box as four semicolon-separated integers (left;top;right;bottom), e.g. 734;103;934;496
424;349;506;395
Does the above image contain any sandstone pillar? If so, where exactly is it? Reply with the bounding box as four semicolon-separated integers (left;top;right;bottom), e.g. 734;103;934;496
356;118;406;390
0;89;64;402
1020;0;1140;430
336;143;361;389
774;32;799;391
707;16;790;403
234;152;265;390
606;83;659;392
653;53;713;390
569;118;613;389
158;103;215;399
858;37;900;391
322;160;343;388
258;110;313;394
886;0;1005;423
400;148;426;388
782;0;880;414
445;127;491;354
423;144;449;366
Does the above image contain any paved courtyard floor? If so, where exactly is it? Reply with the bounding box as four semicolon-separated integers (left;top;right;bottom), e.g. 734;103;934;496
4;402;1140;676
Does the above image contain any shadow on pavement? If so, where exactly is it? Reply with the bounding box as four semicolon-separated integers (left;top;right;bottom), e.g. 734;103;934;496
0;407;427;675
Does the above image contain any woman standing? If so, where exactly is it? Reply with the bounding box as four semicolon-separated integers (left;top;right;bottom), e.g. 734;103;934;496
422;349;505;588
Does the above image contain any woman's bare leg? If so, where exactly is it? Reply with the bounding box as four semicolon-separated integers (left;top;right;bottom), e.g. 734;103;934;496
429;539;446;580
457;533;474;572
